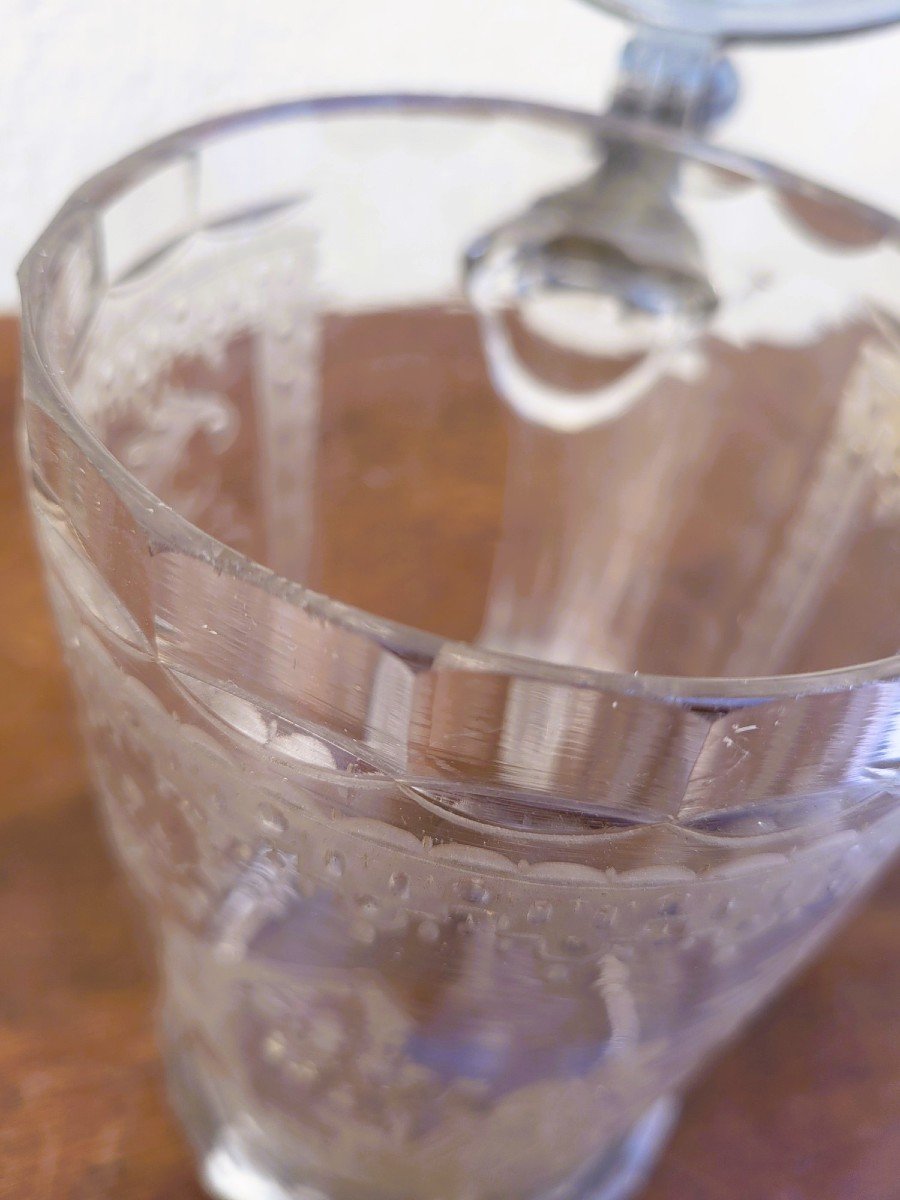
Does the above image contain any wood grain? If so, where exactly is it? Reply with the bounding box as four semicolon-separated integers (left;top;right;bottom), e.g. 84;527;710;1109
1;314;899;1199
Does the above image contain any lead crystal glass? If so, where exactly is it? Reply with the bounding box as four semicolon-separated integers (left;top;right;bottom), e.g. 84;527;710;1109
19;96;900;1200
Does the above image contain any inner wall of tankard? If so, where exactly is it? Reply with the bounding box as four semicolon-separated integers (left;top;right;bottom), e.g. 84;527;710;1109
65;105;900;678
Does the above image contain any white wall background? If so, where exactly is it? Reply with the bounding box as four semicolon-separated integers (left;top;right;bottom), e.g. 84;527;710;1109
4;0;899;309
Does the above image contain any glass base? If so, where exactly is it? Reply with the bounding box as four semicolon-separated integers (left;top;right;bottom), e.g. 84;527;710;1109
551;1096;679;1200
169;1047;678;1200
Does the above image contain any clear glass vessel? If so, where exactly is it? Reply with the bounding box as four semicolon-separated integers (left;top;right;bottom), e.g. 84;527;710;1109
19;95;900;1200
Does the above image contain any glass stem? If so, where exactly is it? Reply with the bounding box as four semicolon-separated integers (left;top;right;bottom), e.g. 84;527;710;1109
609;27;738;132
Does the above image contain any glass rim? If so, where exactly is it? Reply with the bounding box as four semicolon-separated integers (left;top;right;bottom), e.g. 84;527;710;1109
584;0;900;42
19;91;900;707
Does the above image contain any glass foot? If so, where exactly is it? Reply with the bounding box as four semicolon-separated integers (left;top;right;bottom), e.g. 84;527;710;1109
169;1026;678;1200
553;1096;679;1200
202;1139;299;1200
194;1095;678;1200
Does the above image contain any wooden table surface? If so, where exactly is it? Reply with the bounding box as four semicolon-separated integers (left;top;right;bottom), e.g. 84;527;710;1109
2;312;900;1199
